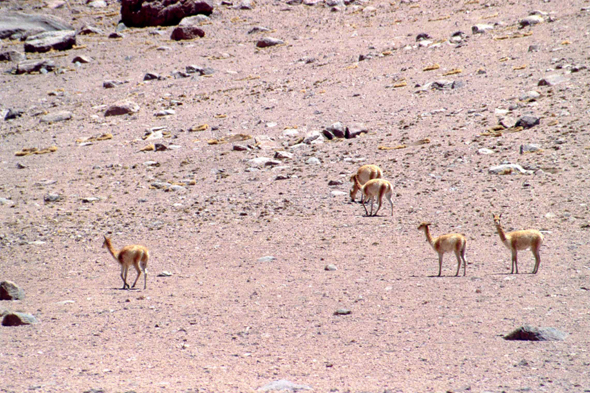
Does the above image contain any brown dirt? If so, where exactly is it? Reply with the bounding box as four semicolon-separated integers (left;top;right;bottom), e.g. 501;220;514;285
1;0;590;392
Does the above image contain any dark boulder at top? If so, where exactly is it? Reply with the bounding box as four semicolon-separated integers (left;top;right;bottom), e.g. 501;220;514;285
120;0;214;27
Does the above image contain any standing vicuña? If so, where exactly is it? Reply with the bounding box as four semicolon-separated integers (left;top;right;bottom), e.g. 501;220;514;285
350;164;383;202
492;214;543;274
102;236;149;289
353;177;394;216
417;222;467;277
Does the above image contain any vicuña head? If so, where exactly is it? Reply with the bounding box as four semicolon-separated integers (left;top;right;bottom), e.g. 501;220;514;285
417;222;467;277
349;164;383;202
102;235;149;290
354;176;394;217
492;213;543;274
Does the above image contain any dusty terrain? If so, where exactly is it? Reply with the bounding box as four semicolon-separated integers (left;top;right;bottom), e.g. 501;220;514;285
1;0;590;392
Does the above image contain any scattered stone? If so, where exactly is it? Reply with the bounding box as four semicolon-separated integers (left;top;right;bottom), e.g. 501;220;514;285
345;124;369;139
331;190;347;197
478;148;494;155
154;109;175;116
257;256;276;263
519;91;540;101
105;102;139;116
2;312;37;326
528;44;540;52
306;157;321;165
248;157;274;167
515;115;540;129
171;26;205;40
538;74;567;86
15;59;56;74
326;122;346;138
179;14;210;25
44;193;62;202
504;325;567;341
157;271;173;277
102;80;126;88
78;25;103;35
520;144;543;153
0;281;25;300
248;26;271;34
498;116;517;129
233;144;250;151
519;15;544;28
328;180;342;186
24;30;76;53
170;185;186;192
258;380;312;392
4;109;24;120
303;132;322;144
40;111;72;123
151;181;172;189
120;0;214;27
334;308;351;315
72;55;91;64
489;164;531;175
472;24;494;34
325;264;337;271
108;32;124;39
0;50;26;62
274;151;293;160
0;197;15;207
0;12;73;40
256;37;284;48
186;65;214;75
144;72;161;81
87;0;107;7
81;197;100;203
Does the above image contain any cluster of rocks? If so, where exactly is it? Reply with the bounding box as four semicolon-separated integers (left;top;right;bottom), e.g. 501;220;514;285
1;280;37;327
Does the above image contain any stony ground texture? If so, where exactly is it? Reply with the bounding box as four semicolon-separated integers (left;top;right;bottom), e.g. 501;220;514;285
1;0;590;392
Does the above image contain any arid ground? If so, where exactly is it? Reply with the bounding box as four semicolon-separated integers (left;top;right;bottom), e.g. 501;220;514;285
1;0;590;392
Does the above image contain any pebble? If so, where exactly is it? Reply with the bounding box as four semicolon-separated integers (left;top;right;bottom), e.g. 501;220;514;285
538;74;567;86
478;148;494;155
331;190;347;197
274;151;293;160
519;15;544;28
257;256;276;262
40;111;72;123
520;144;542;153
489;164;531;175
258;380;312;392
154;109;175;117
472;24;494;34
334;308;351;315
325;264;337;271
519;91;541;101
515;115;540;129
256;37;284;48
105;102;139;116
306;157;321;165
157;271;173;277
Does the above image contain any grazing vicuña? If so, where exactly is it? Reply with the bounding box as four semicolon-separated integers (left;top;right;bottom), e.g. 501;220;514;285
354;177;394;216
417;222;467;277
102;236;149;289
349;164;383;202
492;213;544;274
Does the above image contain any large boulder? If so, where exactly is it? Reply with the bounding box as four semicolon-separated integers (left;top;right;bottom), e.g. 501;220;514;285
120;0;214;27
0;12;73;40
24;30;77;53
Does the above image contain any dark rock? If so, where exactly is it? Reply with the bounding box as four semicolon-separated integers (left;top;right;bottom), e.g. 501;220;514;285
120;0;214;28
2;312;37;326
24;30;76;53
108;32;124;39
248;26;270;34
4;109;24;120
334;308;351;315
515;115;540;129
143;72;161;81
322;129;334;140
15;59;56;74
154;143;168;151
0;281;25;300
328;180;342;186
326;122;346;138
256;37;284;48
170;25;205;40
72;55;91;64
416;32;431;41
185;65;214;75
44;193;62;202
0;12;73;40
504;325;567;341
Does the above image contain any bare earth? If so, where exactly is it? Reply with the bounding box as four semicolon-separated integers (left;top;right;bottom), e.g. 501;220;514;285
1;0;590;392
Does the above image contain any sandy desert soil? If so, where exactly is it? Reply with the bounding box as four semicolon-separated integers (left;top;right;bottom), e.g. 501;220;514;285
1;0;590;392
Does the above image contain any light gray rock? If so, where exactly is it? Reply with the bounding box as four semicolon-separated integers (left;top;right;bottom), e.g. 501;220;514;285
478;148;494;155
325;264;337;271
274;151;293;160
538;74;567;86
179;14;210;25
499;116;517;129
248;157;273;167
0;197;15;206
519;15;543;28
258;379;311;392
15;59;56;74
472;24;494;34
186;65;214;75
504;325;566;341
520;144;542;153
105;102;139;116
256;37;284;48
489;164;531;175
40;111;72;123
24;30;76;53
257;256;276;263
0;12;73;40
0;50;26;62
519;91;540;101
306;157;321;165
0;281;25;300
2;312;37;326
